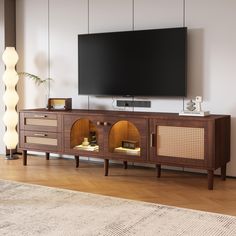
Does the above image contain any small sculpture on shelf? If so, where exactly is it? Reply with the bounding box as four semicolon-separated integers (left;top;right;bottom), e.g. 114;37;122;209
74;135;99;151
195;96;203;112
89;131;97;146
179;96;210;117
186;100;196;112
82;137;89;146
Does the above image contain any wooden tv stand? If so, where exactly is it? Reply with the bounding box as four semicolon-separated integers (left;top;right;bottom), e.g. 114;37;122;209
19;109;230;190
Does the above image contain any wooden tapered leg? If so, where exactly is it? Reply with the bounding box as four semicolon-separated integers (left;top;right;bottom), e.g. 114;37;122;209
123;161;128;169
207;170;214;190
221;164;226;181
46;152;50;160
75;156;79;168
104;159;109;176
156;164;161;178
23;150;27;166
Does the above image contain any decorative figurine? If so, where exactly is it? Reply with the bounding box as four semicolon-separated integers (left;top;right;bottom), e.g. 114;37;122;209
179;96;210;117
186;100;196;112
195;96;202;112
82;137;89;146
89;131;97;146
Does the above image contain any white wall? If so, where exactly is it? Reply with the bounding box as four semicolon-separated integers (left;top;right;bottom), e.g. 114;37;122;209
186;0;236;175
16;0;49;109
15;0;236;176
49;0;88;109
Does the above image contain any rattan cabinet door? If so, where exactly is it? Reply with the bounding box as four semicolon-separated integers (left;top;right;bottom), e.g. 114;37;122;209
149;119;209;168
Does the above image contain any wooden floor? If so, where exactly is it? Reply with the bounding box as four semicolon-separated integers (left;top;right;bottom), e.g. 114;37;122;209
1;155;236;216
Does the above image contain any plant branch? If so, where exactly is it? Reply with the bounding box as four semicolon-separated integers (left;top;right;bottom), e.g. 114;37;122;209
18;72;53;86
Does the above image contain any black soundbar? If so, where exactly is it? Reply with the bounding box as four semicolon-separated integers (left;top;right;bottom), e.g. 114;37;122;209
116;100;151;108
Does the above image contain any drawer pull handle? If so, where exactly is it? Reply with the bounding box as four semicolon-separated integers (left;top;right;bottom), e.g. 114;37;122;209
33;115;47;118
96;121;102;126
150;133;155;147
33;133;47;137
103;121;109;126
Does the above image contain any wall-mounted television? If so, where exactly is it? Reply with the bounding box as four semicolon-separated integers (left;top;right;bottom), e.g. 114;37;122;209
78;27;187;96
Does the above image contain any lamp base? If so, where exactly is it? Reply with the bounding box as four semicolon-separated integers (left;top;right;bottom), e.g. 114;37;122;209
5;154;19;160
4;149;19;160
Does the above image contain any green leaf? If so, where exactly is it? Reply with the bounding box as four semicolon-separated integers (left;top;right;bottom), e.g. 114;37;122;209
18;72;53;86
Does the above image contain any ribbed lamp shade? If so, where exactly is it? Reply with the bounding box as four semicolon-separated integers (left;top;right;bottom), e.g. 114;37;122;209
2;47;19;150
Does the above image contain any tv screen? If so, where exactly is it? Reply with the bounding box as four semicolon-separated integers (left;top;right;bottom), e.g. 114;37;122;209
78;27;187;96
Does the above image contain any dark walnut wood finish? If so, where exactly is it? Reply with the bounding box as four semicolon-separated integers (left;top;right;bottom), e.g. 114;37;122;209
18;109;230;190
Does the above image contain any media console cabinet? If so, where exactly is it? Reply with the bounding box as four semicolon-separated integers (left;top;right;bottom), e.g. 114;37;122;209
19;109;230;190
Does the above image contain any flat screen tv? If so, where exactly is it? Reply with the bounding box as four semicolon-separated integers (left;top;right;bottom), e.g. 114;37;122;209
78;27;187;96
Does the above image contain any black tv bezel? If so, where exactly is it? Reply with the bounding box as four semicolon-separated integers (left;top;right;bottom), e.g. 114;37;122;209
78;27;187;97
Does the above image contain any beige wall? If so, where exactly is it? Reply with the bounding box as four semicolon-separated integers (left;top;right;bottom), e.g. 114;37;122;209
15;0;236;176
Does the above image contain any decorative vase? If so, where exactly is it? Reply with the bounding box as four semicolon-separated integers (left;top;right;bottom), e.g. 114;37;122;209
82;137;89;146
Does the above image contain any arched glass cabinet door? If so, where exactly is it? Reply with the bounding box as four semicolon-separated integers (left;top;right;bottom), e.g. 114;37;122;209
108;120;141;156
70;118;99;152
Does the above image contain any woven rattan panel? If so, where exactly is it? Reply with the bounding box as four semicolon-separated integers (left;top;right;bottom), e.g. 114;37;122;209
26;119;57;127
26;137;57;146
157;126;204;160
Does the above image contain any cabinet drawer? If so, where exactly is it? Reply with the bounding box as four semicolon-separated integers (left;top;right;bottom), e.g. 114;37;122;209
20;112;62;132
20;131;62;152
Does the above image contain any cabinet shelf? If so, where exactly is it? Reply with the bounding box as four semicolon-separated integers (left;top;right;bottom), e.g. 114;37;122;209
114;147;140;156
73;144;99;152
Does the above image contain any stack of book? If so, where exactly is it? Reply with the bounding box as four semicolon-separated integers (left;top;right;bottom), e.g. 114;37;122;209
74;145;99;151
114;147;140;156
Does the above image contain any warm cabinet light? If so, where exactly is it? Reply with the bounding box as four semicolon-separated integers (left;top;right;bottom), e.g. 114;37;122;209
2;47;19;159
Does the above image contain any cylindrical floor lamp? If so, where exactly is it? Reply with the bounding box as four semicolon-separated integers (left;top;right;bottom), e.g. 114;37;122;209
2;47;19;160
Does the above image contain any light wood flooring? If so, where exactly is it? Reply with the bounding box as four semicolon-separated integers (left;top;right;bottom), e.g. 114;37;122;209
1;155;236;216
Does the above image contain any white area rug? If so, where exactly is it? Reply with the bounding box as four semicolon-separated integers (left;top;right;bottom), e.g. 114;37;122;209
0;179;236;236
